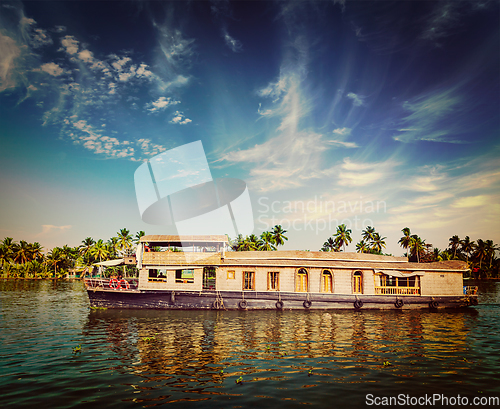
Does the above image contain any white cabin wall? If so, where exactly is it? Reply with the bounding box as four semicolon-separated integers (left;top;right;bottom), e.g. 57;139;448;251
332;269;351;294
420;271;463;295
139;268;203;291
363;270;375;294
216;267;242;291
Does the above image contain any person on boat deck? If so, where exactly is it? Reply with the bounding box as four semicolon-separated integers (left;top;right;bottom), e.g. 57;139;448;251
145;243;151;252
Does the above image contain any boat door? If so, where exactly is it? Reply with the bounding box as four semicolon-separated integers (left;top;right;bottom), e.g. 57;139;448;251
353;271;363;294
203;267;216;290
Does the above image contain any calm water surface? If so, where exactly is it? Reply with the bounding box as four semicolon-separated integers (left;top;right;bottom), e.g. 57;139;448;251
1;280;499;408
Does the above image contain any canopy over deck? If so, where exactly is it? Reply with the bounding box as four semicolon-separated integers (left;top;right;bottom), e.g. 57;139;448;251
139;235;229;247
94;259;125;266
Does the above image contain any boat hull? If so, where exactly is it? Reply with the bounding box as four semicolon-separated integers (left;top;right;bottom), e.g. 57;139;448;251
86;288;477;310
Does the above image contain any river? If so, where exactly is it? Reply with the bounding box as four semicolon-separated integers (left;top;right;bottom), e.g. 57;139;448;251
1;280;499;408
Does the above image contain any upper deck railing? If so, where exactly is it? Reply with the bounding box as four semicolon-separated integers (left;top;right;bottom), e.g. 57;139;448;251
374;286;421;295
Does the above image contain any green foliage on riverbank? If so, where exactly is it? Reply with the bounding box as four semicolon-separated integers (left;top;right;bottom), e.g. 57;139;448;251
0;229;143;279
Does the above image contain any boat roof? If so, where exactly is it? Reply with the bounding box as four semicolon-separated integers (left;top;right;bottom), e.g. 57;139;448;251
139;235;229;246
221;252;468;272
224;250;408;262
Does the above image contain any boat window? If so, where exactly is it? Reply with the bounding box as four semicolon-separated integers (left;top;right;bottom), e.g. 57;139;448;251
268;272;279;291
296;268;308;292
175;269;194;283
353;271;363;294
203;267;216;290
322;270;333;293
148;268;167;282
243;271;255;290
227;270;235;280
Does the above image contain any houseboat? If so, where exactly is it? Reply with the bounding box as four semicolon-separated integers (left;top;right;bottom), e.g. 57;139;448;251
85;235;478;310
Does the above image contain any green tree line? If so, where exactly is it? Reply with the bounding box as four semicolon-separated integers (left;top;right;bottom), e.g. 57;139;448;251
230;225;288;251
0;228;143;279
2;225;498;279
319;225;499;278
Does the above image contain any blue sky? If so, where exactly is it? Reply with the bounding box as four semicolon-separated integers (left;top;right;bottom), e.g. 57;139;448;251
0;0;499;255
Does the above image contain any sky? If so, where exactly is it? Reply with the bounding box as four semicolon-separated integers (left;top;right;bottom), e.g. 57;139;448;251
0;0;499;256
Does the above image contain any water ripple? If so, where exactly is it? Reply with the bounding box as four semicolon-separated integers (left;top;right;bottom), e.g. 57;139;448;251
1;280;499;408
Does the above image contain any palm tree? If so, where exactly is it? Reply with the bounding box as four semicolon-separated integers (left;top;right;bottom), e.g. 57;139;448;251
356;240;369;253
231;234;244;251
46;247;65;278
116;228;133;256
30;242;44;262
61;245;78;271
14;240;31;264
271;225;288;248
107;237;119;258
448;235;461;259
259;232;276;251
460;236;475;264
399;227;412;260
244;235;260;251
0;237;16;267
485;240;498;269
362;226;376;243
134;231;146;245
432;247;441;261
474;239;487;271
91;239;109;263
80;237;95;257
371;233;387;253
410;234;425;263
323;237;339;252
334;224;352;252
437;249;453;261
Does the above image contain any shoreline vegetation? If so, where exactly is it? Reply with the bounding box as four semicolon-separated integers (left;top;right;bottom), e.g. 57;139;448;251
1;226;498;280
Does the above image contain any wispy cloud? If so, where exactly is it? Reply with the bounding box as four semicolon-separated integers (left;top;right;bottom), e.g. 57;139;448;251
0;33;21;92
419;2;469;47
332;127;351;136
329;128;358;148
36;224;72;237
221;27;328;191
452;195;490;208
330;140;359;149
346;92;365;107
336;158;396;187
223;29;242;52
394;88;463;143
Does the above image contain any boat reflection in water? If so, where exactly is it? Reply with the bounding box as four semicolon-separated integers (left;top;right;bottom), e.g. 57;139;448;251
83;308;483;407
